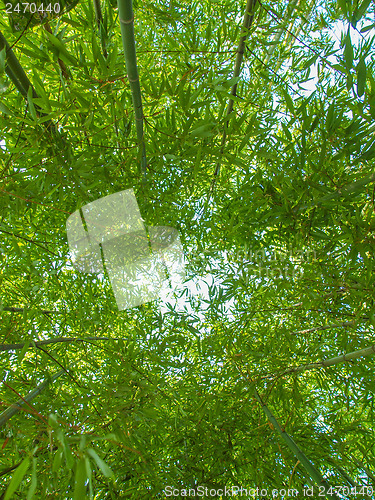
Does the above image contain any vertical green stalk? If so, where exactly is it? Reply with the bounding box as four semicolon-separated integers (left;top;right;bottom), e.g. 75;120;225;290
93;0;108;58
116;0;147;177
0;370;65;427
254;389;339;499
209;0;257;194
0;30;37;98
0;30;55;133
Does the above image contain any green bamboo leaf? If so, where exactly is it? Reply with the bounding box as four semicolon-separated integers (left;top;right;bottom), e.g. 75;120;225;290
44;31;77;66
338;0;348;16
27;86;37;120
52;449;63;472
4;457;30;500
32;70;49;105
26;458;37;500
21;40;49;62
356;58;366;97
87;448;113;477
73;458;87;500
0;47;5;75
190;124;215;138
325;102;335;131
344;31;353;70
0;101;11;115
353;0;372;21
281;89;294;114
18;339;31;363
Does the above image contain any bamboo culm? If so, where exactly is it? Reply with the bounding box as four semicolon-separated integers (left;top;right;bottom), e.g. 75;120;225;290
117;0;147;176
0;31;37;98
0;370;65;427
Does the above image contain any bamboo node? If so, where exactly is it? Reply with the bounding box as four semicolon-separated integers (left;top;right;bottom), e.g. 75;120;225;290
120;16;134;25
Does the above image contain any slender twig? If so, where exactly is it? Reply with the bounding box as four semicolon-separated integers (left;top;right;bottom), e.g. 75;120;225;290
117;0;147;177
291;321;355;335
0;370;65;427
295;172;375;212
0;228;58;256
0;337;122;352
263;0;301;64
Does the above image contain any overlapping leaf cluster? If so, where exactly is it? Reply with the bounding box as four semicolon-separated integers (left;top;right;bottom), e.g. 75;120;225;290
0;0;374;497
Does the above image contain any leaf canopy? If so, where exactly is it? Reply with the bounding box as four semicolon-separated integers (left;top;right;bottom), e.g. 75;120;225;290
0;0;375;498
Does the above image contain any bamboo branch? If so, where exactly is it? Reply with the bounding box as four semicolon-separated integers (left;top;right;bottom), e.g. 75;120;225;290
117;0;147;176
254;389;339;499
291;321;355;335
209;0;257;192
0;337;122;352
1;306;60;314
0;228;58;256
0;370;65;427
261;344;375;379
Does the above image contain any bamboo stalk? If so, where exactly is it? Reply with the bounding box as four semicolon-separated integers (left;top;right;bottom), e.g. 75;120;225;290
254;389;339;499
209;0;258;191
2;64;27;97
0;30;37;98
117;0;147;176
93;0;108;58
0;337;122;352
0;370;65;427
0;30;55;133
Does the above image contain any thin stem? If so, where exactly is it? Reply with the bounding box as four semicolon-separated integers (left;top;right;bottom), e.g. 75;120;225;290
117;0;147;177
291;321;355;335
1;306;61;315
0;370;65;427
0;337;122;352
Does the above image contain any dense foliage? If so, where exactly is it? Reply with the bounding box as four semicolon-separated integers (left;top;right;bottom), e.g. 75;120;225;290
0;0;374;497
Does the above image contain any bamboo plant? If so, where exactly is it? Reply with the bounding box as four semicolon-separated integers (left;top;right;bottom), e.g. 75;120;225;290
116;0;147;177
